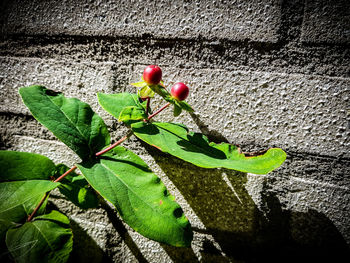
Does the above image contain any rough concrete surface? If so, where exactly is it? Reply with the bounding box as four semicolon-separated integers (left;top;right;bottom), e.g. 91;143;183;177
1;0;350;262
1;0;281;42
301;0;350;44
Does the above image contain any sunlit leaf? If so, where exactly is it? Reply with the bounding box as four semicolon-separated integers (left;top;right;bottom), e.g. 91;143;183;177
77;146;192;247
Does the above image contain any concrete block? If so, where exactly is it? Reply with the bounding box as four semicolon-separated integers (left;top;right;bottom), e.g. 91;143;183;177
1;0;282;43
301;0;350;44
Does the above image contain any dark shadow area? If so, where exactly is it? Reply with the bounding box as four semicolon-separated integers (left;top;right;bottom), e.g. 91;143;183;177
68;220;113;263
189;112;229;144
46;201;148;263
39;202;113;263
143;143;350;263
99;200;149;263
160;244;199;263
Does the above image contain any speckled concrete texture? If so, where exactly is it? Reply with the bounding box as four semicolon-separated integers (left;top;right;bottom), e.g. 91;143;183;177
1;0;350;262
1;0;281;42
301;0;350;44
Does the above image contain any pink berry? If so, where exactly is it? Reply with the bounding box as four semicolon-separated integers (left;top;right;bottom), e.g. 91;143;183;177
143;65;162;85
171;82;189;101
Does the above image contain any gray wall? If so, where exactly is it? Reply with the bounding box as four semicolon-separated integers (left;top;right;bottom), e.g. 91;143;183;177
1;0;349;262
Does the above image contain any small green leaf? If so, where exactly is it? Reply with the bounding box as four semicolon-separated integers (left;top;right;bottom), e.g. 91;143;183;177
177;100;194;112
19;86;110;161
138;86;155;98
118;106;147;122
0;219;16;261
0;151;56;182
77;146;193;247
149;84;170;98
0;219;16;240
0;180;59;223
132;122;286;174
56;164;99;209
98;92;146;120
130;81;147;88
6;210;73;263
173;103;182;117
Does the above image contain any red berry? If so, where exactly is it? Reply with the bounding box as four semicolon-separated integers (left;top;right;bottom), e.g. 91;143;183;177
143;65;162;85
171;82;189;101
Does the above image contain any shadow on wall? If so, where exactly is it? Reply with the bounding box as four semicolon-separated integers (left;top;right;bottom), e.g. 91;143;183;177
67;220;113;263
152;154;349;263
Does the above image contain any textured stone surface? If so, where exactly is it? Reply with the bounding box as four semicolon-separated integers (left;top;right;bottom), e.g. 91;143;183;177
1;0;350;262
1;0;281;43
301;0;350;44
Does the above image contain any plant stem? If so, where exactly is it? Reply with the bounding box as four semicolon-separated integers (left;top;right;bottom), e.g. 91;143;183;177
145;97;151;116
147;102;170;121
27;192;49;222
54;165;77;182
96;132;132;156
27;165;78;222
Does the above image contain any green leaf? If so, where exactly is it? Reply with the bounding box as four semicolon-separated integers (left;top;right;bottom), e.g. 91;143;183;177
19;86;110;161
177;100;194;112
0;219;16;261
0;180;59;223
131;122;286;174
56;164;99;209
130;80;147;88
6;210;73;263
138;86;155;98
77;146;192;247
0;151;56;182
118;106;147;122
173;103;182;117
98;92;146;121
0;219;16;240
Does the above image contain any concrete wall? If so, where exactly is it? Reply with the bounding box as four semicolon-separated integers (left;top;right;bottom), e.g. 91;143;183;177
1;0;349;262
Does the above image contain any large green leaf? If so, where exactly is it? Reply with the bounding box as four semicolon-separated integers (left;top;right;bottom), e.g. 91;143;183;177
0;180;59;223
6;210;73;263
55;164;99;209
118;106;147;122
77;146;192;247
0;151;56;182
19;86;110;161
97;92;146;120
131;122;286;174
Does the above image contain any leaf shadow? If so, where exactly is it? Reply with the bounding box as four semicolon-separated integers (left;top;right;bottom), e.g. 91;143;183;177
68;220;113;263
142;143;350;262
99;156;152;173
99;199;149;263
47;201;148;263
176;133;227;159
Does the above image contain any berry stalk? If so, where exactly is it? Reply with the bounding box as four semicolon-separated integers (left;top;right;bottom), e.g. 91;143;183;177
147;102;170;121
